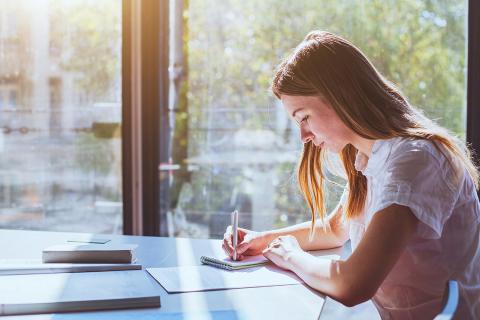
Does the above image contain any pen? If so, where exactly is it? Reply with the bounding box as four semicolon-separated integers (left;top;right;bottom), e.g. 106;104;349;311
231;210;239;261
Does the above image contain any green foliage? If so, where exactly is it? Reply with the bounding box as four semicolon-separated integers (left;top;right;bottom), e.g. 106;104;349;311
182;0;466;220
188;0;465;135
74;132;115;175
49;0;121;101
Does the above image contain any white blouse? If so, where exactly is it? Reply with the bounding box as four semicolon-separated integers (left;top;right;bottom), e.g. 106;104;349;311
342;137;480;320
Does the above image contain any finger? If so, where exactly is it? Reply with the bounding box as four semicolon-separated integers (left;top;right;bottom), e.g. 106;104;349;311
262;249;273;260
236;240;251;254
223;232;231;245
223;238;233;256
224;231;233;248
237;228;247;241
222;243;230;257
268;239;280;248
225;242;234;256
223;239;233;255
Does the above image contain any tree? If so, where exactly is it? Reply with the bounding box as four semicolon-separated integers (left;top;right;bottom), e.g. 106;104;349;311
179;0;466;227
50;0;121;102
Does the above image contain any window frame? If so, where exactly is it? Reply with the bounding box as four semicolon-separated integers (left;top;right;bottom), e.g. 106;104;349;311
122;0;169;235
467;0;480;184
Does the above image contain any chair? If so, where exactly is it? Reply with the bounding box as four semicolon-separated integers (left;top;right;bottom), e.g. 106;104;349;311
434;281;459;320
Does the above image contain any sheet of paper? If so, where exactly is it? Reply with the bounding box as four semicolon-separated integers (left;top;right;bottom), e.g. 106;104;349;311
67;238;111;244
147;265;300;293
216;254;269;266
147;254;339;293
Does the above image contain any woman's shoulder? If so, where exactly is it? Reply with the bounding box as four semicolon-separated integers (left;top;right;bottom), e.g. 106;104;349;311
387;137;456;165
387;137;465;190
390;136;440;155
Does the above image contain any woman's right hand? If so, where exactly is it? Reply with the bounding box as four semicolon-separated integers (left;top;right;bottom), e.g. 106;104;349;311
222;226;270;260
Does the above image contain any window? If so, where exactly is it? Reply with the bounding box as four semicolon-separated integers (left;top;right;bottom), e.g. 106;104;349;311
0;85;18;109
0;0;122;233
9;90;17;108
165;0;467;238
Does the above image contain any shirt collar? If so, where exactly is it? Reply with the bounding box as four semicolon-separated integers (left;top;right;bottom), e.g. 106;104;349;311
354;139;393;177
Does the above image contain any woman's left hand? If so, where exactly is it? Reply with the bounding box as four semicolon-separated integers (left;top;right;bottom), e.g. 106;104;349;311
262;235;305;271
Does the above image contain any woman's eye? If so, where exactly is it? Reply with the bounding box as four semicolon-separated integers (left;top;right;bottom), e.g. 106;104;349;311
300;116;309;123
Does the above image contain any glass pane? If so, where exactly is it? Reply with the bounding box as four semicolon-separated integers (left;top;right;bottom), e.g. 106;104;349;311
0;0;122;233
9;90;17;107
167;0;466;238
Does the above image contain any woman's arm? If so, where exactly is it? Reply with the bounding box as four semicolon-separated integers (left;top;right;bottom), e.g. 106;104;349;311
225;202;349;259
263;204;418;306
263;202;350;251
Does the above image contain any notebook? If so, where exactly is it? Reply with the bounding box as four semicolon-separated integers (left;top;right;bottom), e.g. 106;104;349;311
200;254;270;270
0;270;160;315
42;244;137;263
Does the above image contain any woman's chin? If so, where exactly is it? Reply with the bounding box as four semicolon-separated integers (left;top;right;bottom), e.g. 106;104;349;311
323;143;342;154
312;140;325;148
314;141;342;153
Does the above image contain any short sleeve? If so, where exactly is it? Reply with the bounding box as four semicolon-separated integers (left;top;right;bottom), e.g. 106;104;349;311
370;142;462;239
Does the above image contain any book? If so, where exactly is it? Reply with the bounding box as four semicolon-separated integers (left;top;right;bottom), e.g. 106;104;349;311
42;244;137;263
0;270;160;316
200;254;270;271
0;258;141;275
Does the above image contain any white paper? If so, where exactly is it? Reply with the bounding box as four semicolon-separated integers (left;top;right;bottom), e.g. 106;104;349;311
147;265;299;293
216;254;269;266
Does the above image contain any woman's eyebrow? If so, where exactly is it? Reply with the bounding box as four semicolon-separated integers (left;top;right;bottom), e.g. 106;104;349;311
292;108;304;118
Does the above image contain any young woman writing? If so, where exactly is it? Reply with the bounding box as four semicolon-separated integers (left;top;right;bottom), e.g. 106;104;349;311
222;31;479;319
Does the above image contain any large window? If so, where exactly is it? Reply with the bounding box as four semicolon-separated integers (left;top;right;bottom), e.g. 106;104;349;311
0;0;122;233
165;0;467;238
0;0;470;237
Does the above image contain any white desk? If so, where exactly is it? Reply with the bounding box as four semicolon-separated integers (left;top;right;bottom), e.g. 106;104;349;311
0;229;345;319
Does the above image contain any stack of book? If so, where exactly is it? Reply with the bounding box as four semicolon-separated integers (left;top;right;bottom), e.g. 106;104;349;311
42;244;138;264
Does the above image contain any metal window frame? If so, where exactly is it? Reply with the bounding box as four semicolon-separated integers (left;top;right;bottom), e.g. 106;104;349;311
467;0;480;174
122;0;169;235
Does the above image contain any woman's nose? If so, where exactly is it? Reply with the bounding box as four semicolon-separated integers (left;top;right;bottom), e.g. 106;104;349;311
300;125;314;144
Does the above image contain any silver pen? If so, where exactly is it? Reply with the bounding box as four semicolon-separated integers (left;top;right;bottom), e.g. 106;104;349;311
231;210;239;261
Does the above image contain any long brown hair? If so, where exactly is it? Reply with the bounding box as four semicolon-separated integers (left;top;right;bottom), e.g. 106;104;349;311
271;31;479;237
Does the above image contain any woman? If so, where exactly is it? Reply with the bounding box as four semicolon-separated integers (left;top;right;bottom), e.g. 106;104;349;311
222;31;479;319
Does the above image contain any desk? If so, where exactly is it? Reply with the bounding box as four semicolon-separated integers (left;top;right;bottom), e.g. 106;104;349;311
0;229;344;320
